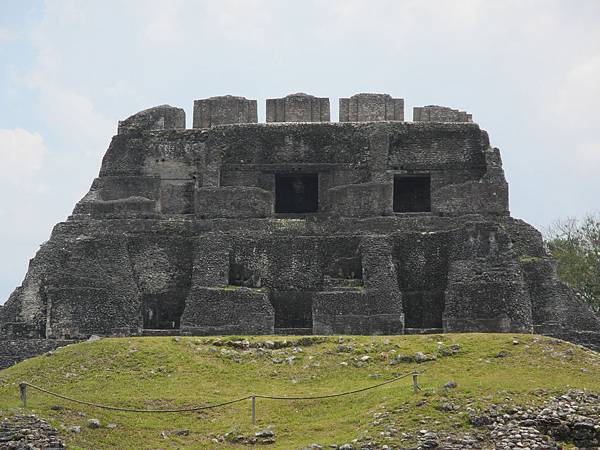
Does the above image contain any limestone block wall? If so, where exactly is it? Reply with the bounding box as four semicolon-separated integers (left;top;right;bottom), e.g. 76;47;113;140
193;95;257;128
443;222;533;333
43;234;145;339
181;287;274;335
431;147;509;215
195;186;273;218
312;236;405;335
503;218;600;350
117;105;185;135
391;231;453;331
313;291;403;335
76;121;510;220
107;97;478;133
266;93;330;122
339;93;404;122
413;105;472;122
113;97;474;132
326;182;392;217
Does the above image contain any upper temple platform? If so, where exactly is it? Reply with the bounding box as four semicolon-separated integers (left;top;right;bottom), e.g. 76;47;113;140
106;93;488;221
78;118;506;221
117;93;473;136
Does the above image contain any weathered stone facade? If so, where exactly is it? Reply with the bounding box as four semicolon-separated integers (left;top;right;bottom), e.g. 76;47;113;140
266;93;330;123
193;95;257;128
339;93;404;122
1;92;599;369
413;105;472;123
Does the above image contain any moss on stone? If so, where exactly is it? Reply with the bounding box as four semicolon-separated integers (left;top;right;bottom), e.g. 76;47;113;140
519;255;542;263
217;285;265;293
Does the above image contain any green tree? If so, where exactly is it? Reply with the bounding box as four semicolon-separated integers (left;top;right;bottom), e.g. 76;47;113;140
546;213;600;310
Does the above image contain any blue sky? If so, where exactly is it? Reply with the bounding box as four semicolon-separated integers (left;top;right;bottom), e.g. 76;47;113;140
1;0;599;303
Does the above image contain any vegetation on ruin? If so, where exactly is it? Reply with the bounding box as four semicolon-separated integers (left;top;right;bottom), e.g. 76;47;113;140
342;279;364;290
218;285;266;292
518;255;542;263
547;213;600;309
1;333;599;449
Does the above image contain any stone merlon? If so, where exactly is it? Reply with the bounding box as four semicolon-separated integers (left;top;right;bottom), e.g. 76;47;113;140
413;105;473;123
266;93;330;123
117;105;185;135
193;95;258;129
339;93;404;122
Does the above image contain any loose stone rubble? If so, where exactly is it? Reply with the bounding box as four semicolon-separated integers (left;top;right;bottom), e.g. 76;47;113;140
0;415;64;449
480;390;600;450
300;390;600;449
210;428;276;445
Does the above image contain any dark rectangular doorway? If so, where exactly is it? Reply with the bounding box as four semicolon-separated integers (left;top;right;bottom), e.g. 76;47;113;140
270;291;313;334
142;294;185;329
403;291;444;330
393;175;431;212
275;174;319;213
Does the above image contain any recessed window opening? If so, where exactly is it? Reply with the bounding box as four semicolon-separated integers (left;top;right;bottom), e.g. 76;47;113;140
393;175;431;212
275;174;318;213
229;262;261;288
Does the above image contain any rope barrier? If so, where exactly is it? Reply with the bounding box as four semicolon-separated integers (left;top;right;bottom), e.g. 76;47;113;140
20;382;251;413
19;371;420;416
255;371;416;400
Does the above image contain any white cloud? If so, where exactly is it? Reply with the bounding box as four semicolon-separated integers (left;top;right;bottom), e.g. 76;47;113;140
203;0;271;45
12;3;116;156
554;55;600;131
134;0;271;50
540;47;600;176
0;27;12;46
0;129;53;305
0;128;47;188
34;78;115;154
11;64;115;157
140;0;185;46
572;140;600;175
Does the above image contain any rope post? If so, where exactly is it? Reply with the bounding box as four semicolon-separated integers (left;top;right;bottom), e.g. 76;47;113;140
251;396;256;425
19;383;27;408
412;373;419;394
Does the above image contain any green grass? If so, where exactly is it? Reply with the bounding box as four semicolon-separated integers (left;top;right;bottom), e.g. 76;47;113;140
217;285;265;292
518;255;543;263
1;333;599;449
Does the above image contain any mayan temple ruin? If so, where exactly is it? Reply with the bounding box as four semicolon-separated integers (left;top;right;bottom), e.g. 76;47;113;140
1;92;599;368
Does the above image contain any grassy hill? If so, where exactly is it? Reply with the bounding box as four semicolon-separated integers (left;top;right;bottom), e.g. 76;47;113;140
1;333;599;449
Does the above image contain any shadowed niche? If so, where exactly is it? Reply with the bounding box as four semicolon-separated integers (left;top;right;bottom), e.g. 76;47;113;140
142;294;185;329
270;291;313;333
393;175;431;213
275;174;319;213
